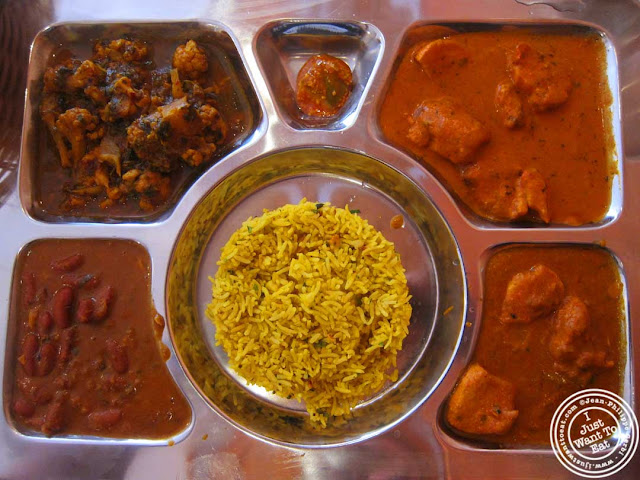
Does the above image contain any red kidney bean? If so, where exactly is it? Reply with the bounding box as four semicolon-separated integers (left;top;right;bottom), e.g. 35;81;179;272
36;310;53;335
52;286;74;328
88;408;122;430
21;333;39;376
101;373;129;392
60;274;81;287
106;339;128;374
50;253;84;272
34;387;53;405
75;298;94;323
58;327;76;365
93;286;115;321
36;343;57;376
84;275;101;289
60;273;99;289
21;272;36;306
41;396;66;435
13;398;35;418
34;286;48;304
17;377;36;399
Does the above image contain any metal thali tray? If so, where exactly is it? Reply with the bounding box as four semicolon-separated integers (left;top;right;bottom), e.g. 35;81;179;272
0;0;639;478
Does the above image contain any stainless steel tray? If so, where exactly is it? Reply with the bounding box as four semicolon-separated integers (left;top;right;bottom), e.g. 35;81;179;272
0;0;639;478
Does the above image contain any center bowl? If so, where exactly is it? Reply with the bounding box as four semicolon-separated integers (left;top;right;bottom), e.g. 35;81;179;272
165;146;466;447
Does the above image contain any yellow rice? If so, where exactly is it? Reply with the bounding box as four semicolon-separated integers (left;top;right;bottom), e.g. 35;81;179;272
206;199;412;426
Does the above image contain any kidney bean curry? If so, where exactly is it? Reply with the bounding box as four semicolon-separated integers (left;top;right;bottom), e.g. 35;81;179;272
10;239;191;438
379;28;616;225
445;246;625;445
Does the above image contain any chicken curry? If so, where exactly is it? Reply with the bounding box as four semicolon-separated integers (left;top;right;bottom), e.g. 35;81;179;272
445;246;625;445
379;29;616;225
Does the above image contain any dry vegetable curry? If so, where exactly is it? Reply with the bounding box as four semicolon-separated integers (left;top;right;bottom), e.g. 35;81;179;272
38;38;239;218
446;246;625;445
379;29;615;225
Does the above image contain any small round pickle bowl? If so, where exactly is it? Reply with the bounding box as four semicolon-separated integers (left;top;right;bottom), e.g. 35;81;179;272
165;146;466;447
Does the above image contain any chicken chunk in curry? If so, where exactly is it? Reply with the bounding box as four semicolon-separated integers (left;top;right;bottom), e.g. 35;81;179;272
172;40;208;81
508;43;572;112
407;98;490;164
550;296;614;382
413;38;469;76
511;168;550;222
501;264;565;324
446;364;519;435
39;38;229;215
494;80;524;129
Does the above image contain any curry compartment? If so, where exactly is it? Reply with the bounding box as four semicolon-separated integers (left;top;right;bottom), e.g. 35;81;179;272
437;243;632;451
19;21;264;224
2;238;194;444
255;20;383;131
375;22;623;227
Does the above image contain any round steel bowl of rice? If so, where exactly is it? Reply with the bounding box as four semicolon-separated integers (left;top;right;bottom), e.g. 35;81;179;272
207;200;412;427
166;147;466;447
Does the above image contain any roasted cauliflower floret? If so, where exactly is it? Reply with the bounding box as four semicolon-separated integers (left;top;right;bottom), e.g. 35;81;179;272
133;170;172;211
126;112;174;172
66;60;107;90
101;76;150;121
40;93;70;166
54;108;99;168
128;97;227;170
150;70;172;107
43;60;77;93
198;104;227;139
172;40;208;81
93;39;150;64
181;138;217;167
81;136;122;176
134;170;170;196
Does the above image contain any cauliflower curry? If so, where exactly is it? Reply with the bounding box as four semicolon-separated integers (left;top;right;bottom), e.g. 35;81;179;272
38;38;231;217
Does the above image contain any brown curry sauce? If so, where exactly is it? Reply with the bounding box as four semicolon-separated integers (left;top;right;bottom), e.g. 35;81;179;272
10;239;191;438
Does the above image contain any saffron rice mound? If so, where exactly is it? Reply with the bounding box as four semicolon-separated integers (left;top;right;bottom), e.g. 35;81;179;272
206;200;412;426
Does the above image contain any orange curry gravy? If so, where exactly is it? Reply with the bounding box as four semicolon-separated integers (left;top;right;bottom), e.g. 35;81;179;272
11;239;191;438
466;246;625;445
379;30;615;225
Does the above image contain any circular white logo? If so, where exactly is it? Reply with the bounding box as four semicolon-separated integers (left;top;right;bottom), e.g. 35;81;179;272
550;389;638;478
